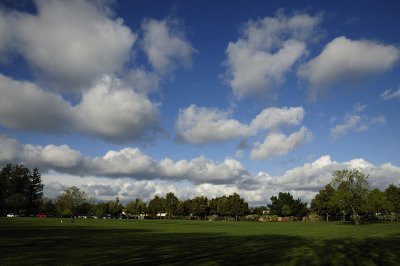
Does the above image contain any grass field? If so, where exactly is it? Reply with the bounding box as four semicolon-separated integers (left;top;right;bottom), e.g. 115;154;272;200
1;218;400;265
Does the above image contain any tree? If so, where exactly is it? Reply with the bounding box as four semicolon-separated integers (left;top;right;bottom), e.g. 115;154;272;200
108;197;123;218
216;196;230;220
227;193;249;221
188;196;208;219
94;202;108;218
364;188;391;221
56;186;88;221
0;164;44;215
385;184;400;221
126;198;147;217
26;167;44;215
148;195;166;218
311;184;337;221
330;169;369;225
39;198;57;216
175;200;189;217
165;192;179;218
268;192;308;217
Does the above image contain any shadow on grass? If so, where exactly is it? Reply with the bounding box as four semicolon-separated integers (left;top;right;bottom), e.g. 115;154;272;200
1;224;400;265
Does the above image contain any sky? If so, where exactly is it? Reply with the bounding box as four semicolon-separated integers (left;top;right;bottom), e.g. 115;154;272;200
0;0;399;205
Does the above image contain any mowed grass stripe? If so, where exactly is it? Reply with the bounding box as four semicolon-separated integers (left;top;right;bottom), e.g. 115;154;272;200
1;218;400;265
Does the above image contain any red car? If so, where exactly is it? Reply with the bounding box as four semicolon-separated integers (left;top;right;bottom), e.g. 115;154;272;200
36;213;47;218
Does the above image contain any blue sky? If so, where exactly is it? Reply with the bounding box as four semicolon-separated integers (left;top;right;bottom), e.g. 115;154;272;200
0;0;399;205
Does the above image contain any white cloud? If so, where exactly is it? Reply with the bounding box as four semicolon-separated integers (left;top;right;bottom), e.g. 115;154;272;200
74;75;160;142
175;105;251;144
380;87;400;101
124;68;160;95
298;36;400;99
38;154;400;205
224;12;321;99
0;9;13;61
88;148;158;178
0;135;22;162
0;74;73;133
23;144;83;170
251;126;313;160
249;106;304;131
176;105;305;145
159;156;249;184
4;0;135;91
0;74;160;142
330;106;386;139
141;18;196;74
2;136;248;185
4;136;394;204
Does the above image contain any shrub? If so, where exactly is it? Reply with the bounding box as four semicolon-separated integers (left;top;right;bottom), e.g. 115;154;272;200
245;214;260;222
305;212;322;222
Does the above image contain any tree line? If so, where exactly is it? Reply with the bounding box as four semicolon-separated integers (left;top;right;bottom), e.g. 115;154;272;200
42;189;251;221
1;164;400;225
311;169;400;225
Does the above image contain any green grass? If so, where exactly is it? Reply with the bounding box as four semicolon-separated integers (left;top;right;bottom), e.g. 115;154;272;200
1;218;400;265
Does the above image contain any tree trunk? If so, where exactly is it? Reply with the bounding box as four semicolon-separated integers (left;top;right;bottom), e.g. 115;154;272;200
351;207;360;225
326;213;329;222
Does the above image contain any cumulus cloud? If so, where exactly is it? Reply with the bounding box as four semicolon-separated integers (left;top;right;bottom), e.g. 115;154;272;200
298;36;400;99
22;144;83;170
0;9;13;61
176;105;305;145
141;17;196;74
330;105;386;139
175;105;251;144
74;75;160;142
2;0;135;91
6;135;396;204
159;156;249;184
251;126;313;160
380;87;400;101
124;68;160;95
0;74;73;133
224;12;321;99
39;154;400;205
249;106;304;131
0;74;160;142
0;135;22;162
2;136;248;185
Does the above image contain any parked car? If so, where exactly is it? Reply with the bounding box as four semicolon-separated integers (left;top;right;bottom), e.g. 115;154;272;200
36;213;47;218
6;213;15;217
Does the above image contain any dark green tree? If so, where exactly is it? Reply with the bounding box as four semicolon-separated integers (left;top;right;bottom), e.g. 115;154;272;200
108;197;123;218
216;196;230;220
39;198;58;216
385;184;400;221
148;195;166;218
268;192;308;217
126;198;147;216
227;193;249;221
25;167;44;215
175;200;189;217
311;184;337;221
165;192;179;218
188;196;208;219
0;164;44;215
